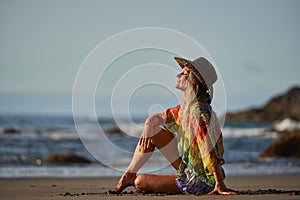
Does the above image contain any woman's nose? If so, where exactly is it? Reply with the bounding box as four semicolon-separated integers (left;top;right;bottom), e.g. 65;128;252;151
177;73;181;78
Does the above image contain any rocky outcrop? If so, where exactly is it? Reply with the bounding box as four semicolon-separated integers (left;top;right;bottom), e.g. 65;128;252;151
105;126;124;134
44;153;91;164
259;130;300;157
226;86;300;122
0;127;21;134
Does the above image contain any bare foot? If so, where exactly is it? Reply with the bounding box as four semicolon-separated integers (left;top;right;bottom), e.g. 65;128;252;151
115;172;137;193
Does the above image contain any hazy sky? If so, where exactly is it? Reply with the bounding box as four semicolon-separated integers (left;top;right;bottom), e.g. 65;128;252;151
0;0;299;116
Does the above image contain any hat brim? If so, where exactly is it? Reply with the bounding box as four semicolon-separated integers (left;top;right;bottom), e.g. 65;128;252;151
174;57;192;69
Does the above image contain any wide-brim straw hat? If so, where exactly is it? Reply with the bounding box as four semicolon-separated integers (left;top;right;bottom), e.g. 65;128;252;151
174;56;218;90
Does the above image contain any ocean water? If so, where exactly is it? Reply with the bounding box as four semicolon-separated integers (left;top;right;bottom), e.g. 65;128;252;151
0;114;300;178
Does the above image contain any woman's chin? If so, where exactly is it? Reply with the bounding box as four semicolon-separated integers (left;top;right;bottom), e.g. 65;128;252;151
175;85;184;91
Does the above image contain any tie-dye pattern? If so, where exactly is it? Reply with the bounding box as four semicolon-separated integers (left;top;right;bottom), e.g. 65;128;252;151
163;103;225;194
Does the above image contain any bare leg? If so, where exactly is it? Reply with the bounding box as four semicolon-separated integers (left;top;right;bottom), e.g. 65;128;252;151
115;116;181;193
126;128;181;173
114;138;154;193
135;174;181;193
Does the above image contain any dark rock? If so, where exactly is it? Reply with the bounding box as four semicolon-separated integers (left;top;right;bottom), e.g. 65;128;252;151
259;130;300;157
44;153;91;164
0;127;21;134
105;126;124;134
63;192;71;196
226;86;300;122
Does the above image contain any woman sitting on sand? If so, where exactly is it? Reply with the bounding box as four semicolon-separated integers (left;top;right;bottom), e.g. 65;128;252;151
115;56;236;195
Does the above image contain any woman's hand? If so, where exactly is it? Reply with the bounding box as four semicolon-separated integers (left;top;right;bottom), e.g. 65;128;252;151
139;130;152;151
139;113;166;151
209;163;237;195
208;182;237;195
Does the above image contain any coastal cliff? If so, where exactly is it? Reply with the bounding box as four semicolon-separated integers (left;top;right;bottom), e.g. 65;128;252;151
226;86;300;122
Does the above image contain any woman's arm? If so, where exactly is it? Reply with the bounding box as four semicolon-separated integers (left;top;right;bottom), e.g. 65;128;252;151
209;163;237;195
139;113;166;150
139;104;181;150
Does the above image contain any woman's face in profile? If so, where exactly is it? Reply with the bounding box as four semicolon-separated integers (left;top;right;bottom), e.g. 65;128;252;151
175;67;189;91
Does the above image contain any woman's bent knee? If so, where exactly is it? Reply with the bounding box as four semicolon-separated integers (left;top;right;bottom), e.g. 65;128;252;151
145;114;164;127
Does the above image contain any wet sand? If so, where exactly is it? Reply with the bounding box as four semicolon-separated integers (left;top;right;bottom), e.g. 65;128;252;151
1;175;300;200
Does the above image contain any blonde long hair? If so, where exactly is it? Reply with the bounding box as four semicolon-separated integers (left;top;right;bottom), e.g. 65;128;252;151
180;67;211;129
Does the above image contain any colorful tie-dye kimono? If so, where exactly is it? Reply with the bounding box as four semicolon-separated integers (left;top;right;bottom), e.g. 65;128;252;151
163;102;225;194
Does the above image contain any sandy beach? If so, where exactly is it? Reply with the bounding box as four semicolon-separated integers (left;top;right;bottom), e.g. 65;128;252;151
1;174;300;200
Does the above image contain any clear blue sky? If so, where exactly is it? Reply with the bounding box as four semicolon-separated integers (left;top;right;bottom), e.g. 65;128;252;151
0;0;299;116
